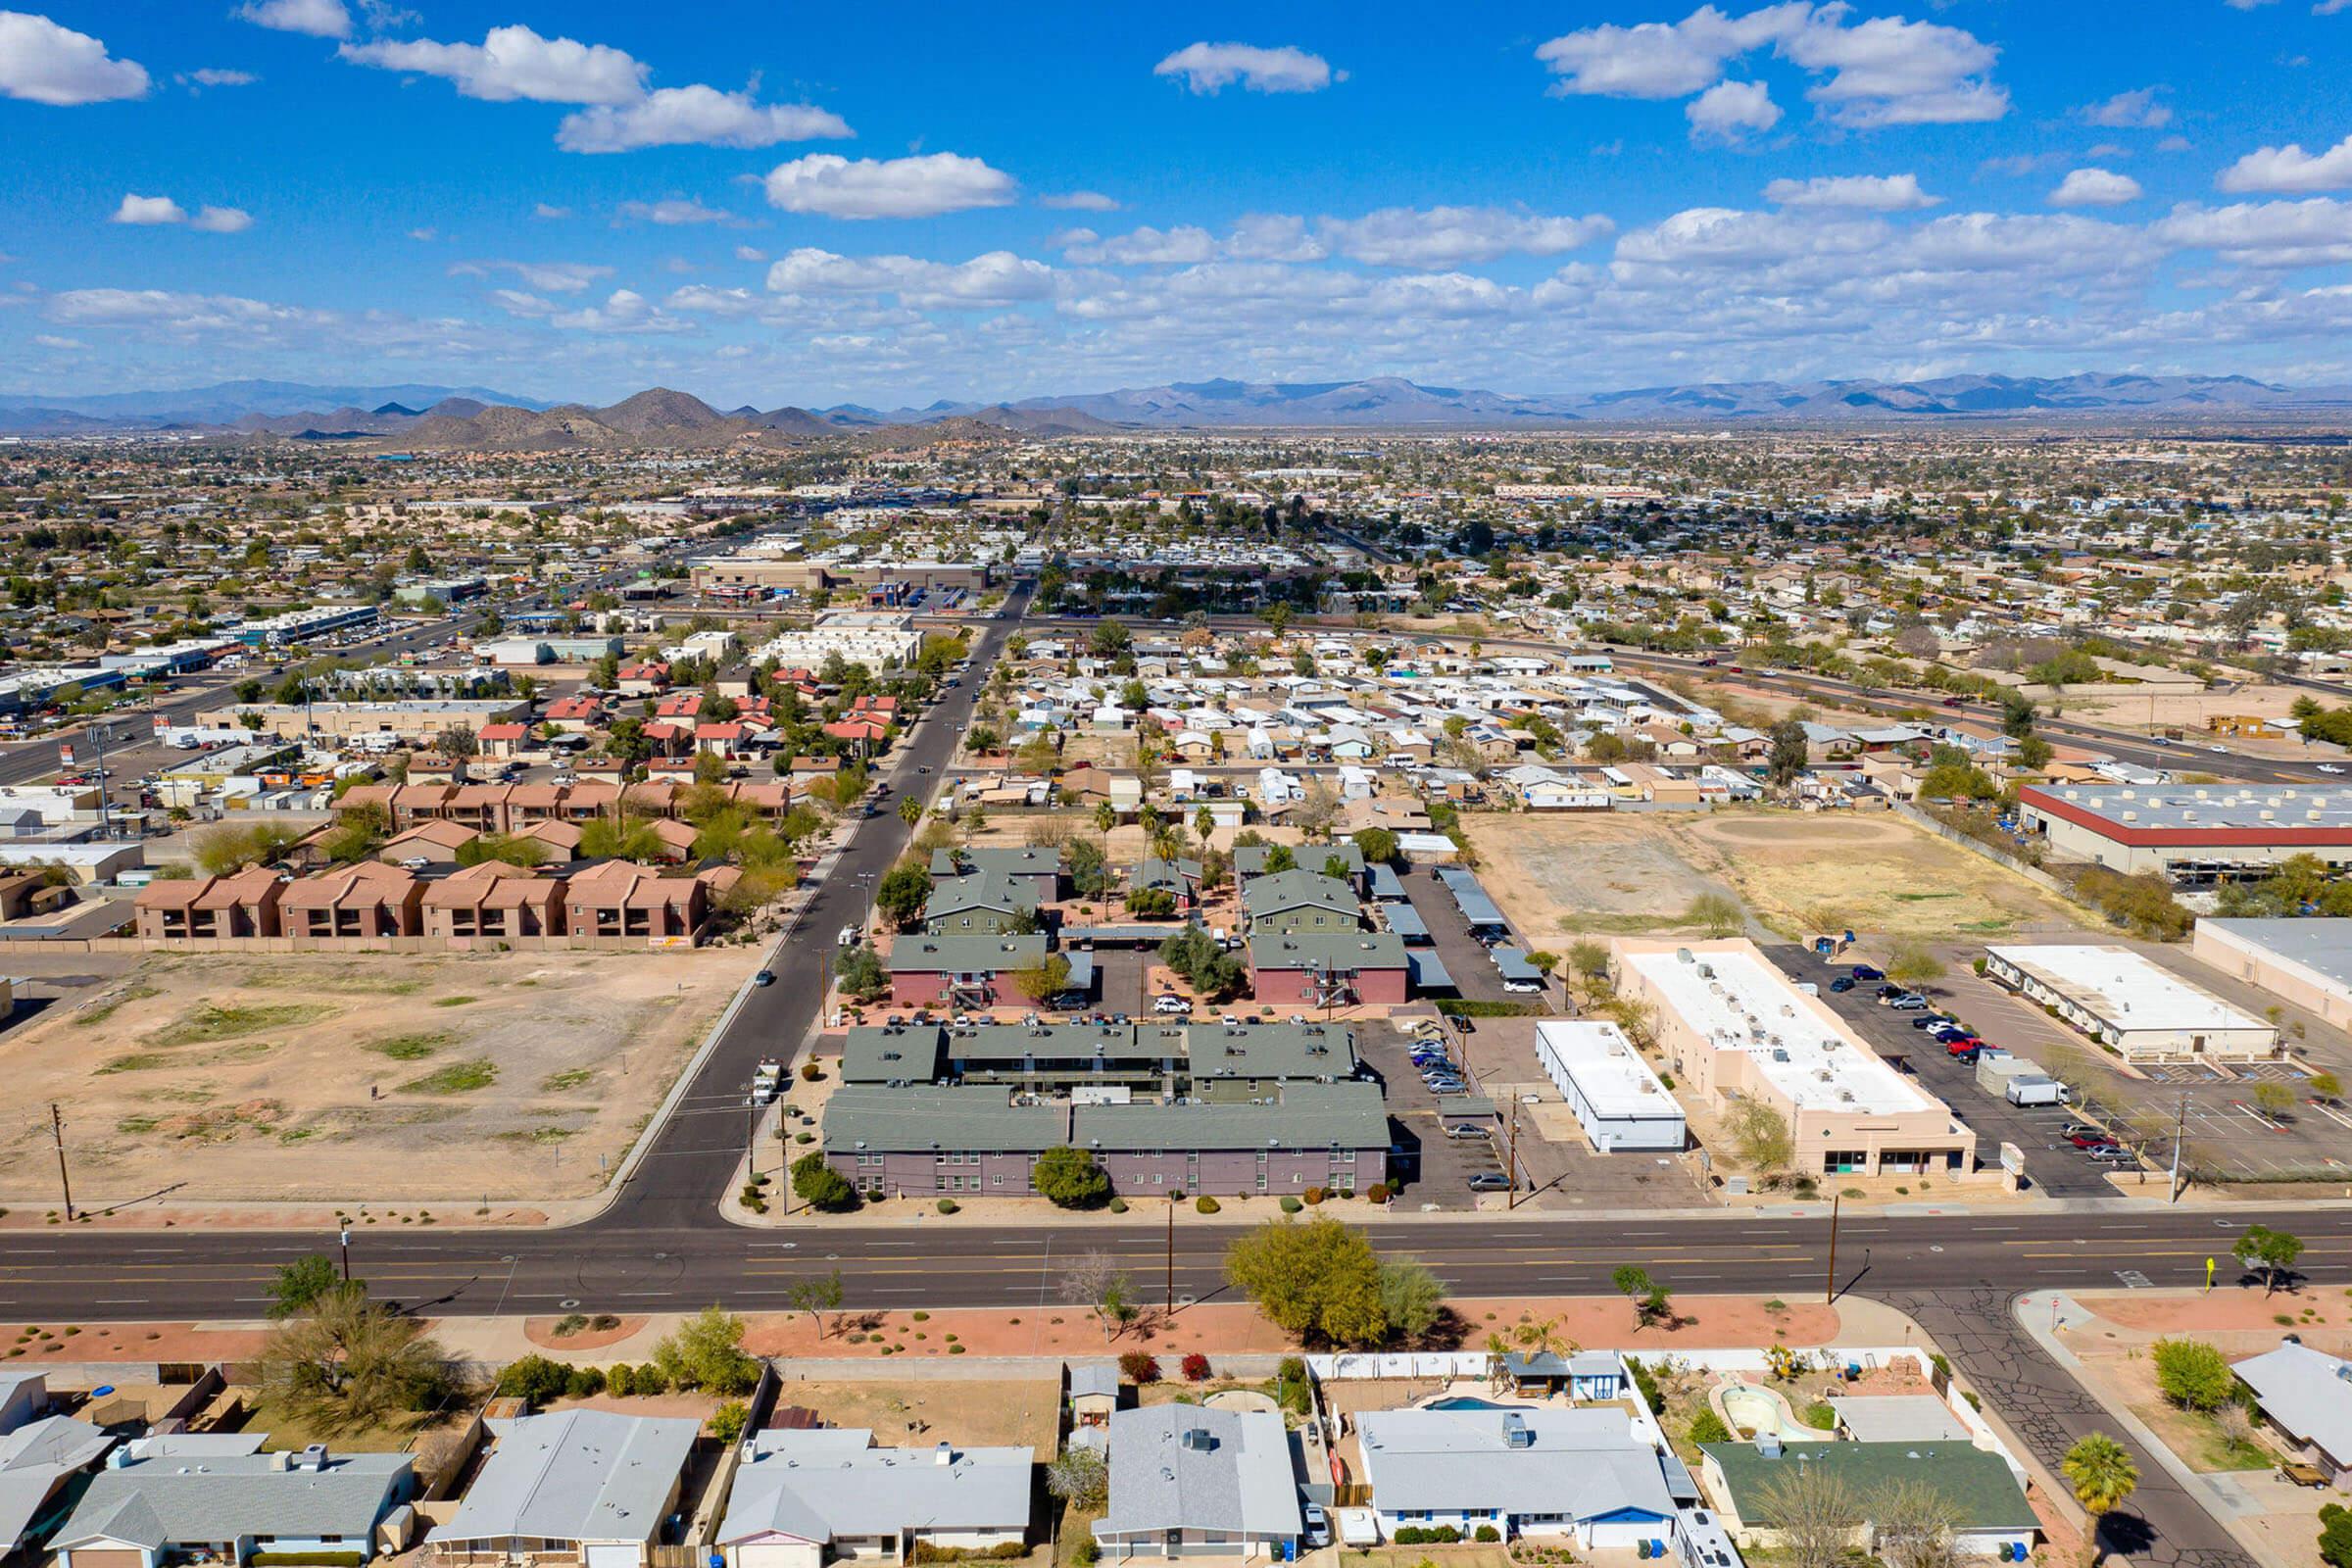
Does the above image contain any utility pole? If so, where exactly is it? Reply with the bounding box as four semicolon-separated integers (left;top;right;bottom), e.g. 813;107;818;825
1505;1101;1522;1210
1165;1196;1175;1315
339;1224;351;1283
2168;1092;2188;1204
50;1103;74;1220
1822;1189;1841;1305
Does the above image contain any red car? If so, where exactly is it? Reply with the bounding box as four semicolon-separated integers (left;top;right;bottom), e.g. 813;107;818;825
2068;1131;2118;1151
1943;1036;1984;1056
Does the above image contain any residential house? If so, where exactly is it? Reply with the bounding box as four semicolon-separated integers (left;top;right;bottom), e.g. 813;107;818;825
1249;933;1409;1006
0;1374;113;1560
432;1409;697;1568
1240;869;1360;937
884;936;1051;1008
715;1430;1033;1568
1091;1404;1300;1560
1698;1440;2037;1559
562;861;722;947
133;867;284;942
929;848;1062;905
923;872;1040;937
2230;1338;2352;1484
52;1439;414;1568
421;861;564;942
277;860;423;941
1356;1406;1674;1546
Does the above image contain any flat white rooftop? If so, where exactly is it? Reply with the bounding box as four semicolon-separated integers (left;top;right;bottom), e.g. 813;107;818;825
1534;1020;1681;1119
1986;945;2270;1034
1624;945;1936;1116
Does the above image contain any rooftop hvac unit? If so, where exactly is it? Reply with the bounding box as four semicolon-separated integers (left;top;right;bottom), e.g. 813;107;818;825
1677;948;1694;963
1696;962;1715;979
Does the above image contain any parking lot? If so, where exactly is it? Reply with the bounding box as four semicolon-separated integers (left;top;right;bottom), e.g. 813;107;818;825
1762;944;2119;1198
1919;945;2352;1185
1395;863;1558;1010
1354;1018;1498;1208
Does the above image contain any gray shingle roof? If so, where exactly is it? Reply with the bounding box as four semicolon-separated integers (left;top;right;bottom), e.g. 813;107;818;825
2231;1340;2352;1459
1703;1441;2034;1534
1249;932;1407;971
718;1432;1032;1546
1094;1404;1298;1544
438;1409;697;1547
1242;868;1358;919
1357;1408;1672;1522
52;1450;411;1552
885;935;1050;974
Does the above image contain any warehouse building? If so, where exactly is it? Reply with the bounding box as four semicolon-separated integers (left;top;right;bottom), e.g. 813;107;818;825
2016;784;2352;884
2192;917;2352;1032
1984;944;2278;1062
1533;1020;1687;1153
1612;938;1976;1178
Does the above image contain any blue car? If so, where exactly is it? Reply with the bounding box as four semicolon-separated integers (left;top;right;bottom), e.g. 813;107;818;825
1851;964;1885;982
1828;976;1856;993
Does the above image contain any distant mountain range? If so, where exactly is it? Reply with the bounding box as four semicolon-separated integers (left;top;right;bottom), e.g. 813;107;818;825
4;372;2349;442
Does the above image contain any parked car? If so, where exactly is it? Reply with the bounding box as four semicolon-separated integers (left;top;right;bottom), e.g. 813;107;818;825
1852;965;1886;981
2061;1121;2103;1138
1911;1013;1957;1030
1828;976;1856;993
2068;1131;2119;1150
1944;1037;1984;1057
1445;1124;1489;1140
1152;994;1190;1014
1467;1172;1512;1192
1888;994;1931;1011
1501;979;1543;995
2089;1145;2139;1163
1303;1505;1331;1548
1874;983;1906;1001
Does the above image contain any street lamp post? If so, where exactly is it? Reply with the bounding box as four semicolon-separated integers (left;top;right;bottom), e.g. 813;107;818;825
339;1225;352;1283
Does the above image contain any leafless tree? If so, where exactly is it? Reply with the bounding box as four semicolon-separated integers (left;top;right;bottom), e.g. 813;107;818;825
1059;1250;1138;1342
1873;1478;1961;1568
1757;1466;1862;1568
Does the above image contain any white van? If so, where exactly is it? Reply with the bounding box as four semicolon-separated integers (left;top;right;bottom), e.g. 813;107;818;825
838;925;859;948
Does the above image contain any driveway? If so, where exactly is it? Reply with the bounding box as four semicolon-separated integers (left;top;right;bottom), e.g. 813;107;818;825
1396;863;1558;1011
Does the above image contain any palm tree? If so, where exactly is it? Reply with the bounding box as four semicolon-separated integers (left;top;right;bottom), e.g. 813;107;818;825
2062;1434;2138;1567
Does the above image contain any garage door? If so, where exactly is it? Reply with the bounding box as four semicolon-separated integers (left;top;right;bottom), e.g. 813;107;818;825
585;1544;643;1568
738;1543;823;1568
68;1549;148;1568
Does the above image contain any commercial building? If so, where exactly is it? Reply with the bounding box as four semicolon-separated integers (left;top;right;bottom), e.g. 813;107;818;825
820;1080;1388;1200
196;699;525;744
234;605;380;647
1356;1405;1676;1547
1533;1020;1687;1153
757;612;923;671
1612;939;1977;1178
2017;784;2352;884
1984;944;2278;1061
2190;917;2352;1033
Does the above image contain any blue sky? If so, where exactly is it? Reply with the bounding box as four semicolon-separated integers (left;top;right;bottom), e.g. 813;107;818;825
3;0;2351;406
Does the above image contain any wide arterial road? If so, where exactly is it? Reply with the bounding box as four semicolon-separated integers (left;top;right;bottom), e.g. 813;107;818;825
1;1200;2346;1323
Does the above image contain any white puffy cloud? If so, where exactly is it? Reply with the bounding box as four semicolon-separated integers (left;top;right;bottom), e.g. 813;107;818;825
2079;86;2171;128
765;247;1056;308
1763;173;1938;210
190;205;254;233
2050;168;2143;207
557;84;850;152
237;0;349;38
340;24;644;104
1153;41;1338;94
762;153;1018;219
2156;198;2352;267
532;203;571;220
1041;191;1119;212
46;288;330;332
1319;206;1613;268
2218;134;2352;194
184;69;259;87
1225;213;1327;262
614;198;737;225
1686;79;1779;140
1059;225;1219;265
453;259;612;292
734;245;766;262
549;288;687;333
1535;4;2005;128
0;12;149;104
111;194;187;225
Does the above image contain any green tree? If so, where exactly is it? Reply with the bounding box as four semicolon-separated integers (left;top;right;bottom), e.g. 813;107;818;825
267;1254;352;1319
2232;1224;2305;1296
1689;891;1744;938
1886;942;1945;993
791;1151;858;1211
898;797;923;828
786;1269;843;1339
2150;1339;2235;1412
1223;1217;1388;1348
2062;1434;2138;1566
876;862;932;930
833;946;887;1003
1767;717;1810;788
1728;1098;1794;1173
253;1287;452;1436
651;1304;760;1395
1032;1145;1112;1208
1352;826;1400;865
1011;953;1073;1004
1375;1255;1445;1342
2319;1503;2352;1568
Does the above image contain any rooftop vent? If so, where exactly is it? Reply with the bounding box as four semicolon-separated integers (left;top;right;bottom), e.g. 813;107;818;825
1180;1428;1215;1452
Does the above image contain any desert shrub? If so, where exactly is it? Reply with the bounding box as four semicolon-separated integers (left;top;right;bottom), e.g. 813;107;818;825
1689;1409;1732;1445
1119;1350;1160;1383
1196;1195;1221;1214
1181;1352;1211;1381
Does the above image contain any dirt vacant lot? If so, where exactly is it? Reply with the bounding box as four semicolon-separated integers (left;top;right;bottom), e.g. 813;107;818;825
0;948;754;1204
1464;809;2085;943
758;1378;1061;1451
